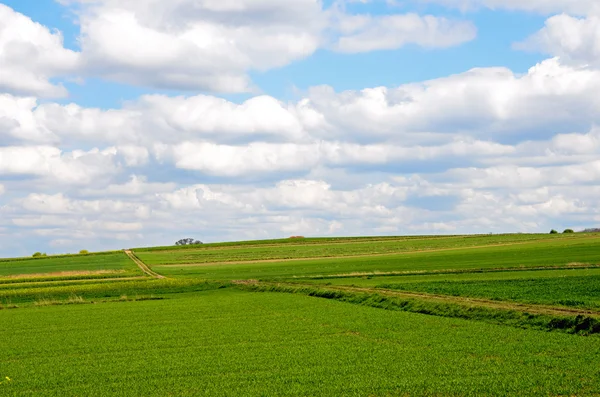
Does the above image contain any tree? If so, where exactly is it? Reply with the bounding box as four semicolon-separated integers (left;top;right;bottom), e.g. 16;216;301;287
32;252;47;257
550;229;558;234
79;250;89;254
563;229;574;234
175;238;203;246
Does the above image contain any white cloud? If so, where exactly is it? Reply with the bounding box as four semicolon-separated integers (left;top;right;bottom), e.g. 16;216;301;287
0;146;119;184
63;0;326;92
419;0;600;16
0;4;80;97
301;58;600;141
333;13;476;53
516;15;600;66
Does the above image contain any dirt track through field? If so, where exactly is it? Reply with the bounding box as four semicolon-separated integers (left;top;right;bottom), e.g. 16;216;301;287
124;250;165;279
156;236;600;268
253;281;600;318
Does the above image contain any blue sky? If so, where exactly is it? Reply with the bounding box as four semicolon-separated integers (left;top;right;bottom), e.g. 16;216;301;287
1;0;600;257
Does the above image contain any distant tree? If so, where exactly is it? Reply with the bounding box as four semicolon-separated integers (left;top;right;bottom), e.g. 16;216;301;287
32;252;47;257
563;229;574;234
550;229;558;234
79;250;89;254
175;238;203;246
582;228;600;233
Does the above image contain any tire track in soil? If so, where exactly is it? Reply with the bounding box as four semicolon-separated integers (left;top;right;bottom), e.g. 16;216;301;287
124;250;166;279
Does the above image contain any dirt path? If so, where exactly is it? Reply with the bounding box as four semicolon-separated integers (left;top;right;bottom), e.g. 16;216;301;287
156;236;600;268
124;250;165;279
253;281;600;318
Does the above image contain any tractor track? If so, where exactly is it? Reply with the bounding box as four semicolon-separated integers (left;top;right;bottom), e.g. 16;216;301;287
124;250;166;279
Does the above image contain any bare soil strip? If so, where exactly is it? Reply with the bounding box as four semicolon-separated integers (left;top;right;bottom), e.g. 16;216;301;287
157;237;600;268
124;250;165;279
250;281;600;318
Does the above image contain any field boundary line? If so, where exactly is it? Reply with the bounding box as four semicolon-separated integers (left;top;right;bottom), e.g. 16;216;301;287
124;250;166;279
246;281;600;318
155;236;600;268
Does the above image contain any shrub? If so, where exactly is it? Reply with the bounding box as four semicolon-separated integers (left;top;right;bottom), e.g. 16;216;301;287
175;238;203;246
563;229;574;234
550;229;558;234
32;252;47;257
79;250;89;254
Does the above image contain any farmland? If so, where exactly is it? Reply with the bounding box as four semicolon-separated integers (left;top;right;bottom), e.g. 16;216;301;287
0;232;600;396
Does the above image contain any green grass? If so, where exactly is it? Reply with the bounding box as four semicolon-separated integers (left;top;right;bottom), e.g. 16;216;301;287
375;275;600;309
152;236;600;280
304;266;600;286
0;252;139;279
1;289;600;396
135;233;577;265
132;234;467;251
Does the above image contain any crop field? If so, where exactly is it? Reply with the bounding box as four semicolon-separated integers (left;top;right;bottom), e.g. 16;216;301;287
148;235;600;280
1;232;600;396
0;252;140;281
2;290;600;396
135;233;574;266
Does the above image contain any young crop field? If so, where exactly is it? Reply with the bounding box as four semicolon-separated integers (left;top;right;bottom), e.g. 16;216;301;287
1;289;600;396
0;252;140;280
149;235;600;280
1;233;599;396
372;275;600;309
134;233;577;266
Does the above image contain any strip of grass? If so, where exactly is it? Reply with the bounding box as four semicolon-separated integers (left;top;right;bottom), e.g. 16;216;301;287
1;289;600;396
0;252;139;278
375;275;600;310
136;233;575;265
153;237;600;280
0;278;226;305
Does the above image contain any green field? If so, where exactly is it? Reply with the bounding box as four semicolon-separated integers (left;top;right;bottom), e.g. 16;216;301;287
1;233;600;396
150;236;600;280
135;233;574;266
0;252;139;279
2;290;600;396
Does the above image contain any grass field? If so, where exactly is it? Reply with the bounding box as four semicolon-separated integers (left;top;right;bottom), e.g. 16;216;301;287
1;232;599;395
149;235;600;280
1;290;600;396
0;252;140;279
135;233;575;266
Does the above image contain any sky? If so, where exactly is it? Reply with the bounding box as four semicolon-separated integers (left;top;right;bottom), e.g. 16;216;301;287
1;0;599;257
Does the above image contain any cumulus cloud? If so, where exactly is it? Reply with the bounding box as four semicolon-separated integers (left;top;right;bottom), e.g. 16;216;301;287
0;146;119;185
56;0;326;92
333;13;476;52
300;58;600;141
419;0;600;16
516;15;600;66
21;1;475;93
0;4;80;97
